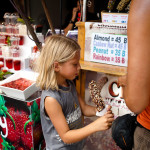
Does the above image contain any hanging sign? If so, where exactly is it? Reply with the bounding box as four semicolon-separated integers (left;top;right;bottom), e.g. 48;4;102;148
90;33;128;67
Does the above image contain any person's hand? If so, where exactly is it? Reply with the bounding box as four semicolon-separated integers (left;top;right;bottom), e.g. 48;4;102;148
96;105;112;116
94;110;114;131
106;105;113;114
71;7;79;21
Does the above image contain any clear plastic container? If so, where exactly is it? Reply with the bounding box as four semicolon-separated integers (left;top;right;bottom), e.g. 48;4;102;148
10;13;19;25
0;61;4;70
10;36;20;46
29;47;40;69
12;24;19;34
3;12;11;25
0;46;5;69
5;57;13;69
0;23;6;35
6;23;13;35
19;35;24;45
0;35;6;45
2;45;12;57
13;57;21;71
0;46;2;55
0;56;4;68
10;35;23;46
5;35;11;45
10;46;20;57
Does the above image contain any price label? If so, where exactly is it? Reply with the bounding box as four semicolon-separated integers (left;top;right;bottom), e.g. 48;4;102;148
90;33;128;67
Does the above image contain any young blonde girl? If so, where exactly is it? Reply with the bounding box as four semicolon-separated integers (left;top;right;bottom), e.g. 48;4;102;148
35;35;114;150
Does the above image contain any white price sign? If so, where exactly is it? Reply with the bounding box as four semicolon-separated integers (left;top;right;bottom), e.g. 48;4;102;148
90;33;128;67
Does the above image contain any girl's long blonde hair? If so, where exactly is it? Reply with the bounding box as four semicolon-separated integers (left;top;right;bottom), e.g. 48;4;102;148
35;34;80;90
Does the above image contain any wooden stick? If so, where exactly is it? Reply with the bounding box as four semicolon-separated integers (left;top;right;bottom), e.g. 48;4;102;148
13;0;42;51
41;0;56;34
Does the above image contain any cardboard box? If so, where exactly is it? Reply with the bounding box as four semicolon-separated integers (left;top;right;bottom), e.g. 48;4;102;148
101;11;128;24
0;70;39;100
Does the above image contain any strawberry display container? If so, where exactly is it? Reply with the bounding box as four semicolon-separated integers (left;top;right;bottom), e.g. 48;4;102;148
0;95;46;150
0;70;40;100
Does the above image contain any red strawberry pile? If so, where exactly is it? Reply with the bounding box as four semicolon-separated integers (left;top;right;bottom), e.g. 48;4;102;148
0;96;44;149
1;78;34;91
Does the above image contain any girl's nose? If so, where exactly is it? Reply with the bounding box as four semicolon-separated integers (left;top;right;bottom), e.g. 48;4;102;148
78;63;81;70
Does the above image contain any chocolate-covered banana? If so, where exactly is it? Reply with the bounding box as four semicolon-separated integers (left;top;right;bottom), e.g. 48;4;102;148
107;0;116;12
117;0;131;12
125;1;131;12
89;78;108;112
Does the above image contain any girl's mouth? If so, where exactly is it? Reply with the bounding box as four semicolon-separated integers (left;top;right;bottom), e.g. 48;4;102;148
75;73;79;76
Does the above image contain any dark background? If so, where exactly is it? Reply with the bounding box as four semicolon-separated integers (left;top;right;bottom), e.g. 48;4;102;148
0;0;122;34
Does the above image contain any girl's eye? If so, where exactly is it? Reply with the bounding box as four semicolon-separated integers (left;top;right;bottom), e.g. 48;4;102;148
73;64;77;66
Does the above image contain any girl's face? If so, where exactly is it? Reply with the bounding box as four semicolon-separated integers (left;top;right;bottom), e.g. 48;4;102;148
57;51;81;82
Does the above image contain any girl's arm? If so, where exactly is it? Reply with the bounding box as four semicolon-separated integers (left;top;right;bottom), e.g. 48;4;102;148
77;92;113;117
45;96;114;144
122;0;150;114
77;92;97;116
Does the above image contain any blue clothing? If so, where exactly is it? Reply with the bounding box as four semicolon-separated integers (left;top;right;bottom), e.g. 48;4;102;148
40;80;84;150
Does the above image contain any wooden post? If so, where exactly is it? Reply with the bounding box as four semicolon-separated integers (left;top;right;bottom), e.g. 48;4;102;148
12;0;42;51
41;0;56;34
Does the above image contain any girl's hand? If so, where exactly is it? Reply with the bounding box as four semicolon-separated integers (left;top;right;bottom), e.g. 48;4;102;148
94;111;114;131
106;105;113;115
106;105;112;111
96;105;112;116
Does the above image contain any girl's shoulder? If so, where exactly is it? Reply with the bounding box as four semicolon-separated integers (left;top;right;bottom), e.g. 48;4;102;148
42;89;60;101
41;89;63;107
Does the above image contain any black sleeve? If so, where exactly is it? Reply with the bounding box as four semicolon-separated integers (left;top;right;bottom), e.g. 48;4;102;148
62;13;72;29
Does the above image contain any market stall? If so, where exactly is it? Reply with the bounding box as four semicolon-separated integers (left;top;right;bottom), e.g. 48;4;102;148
0;0;133;149
0;10;46;149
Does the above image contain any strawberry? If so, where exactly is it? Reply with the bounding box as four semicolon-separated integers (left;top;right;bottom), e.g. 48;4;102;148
1;78;33;91
20;110;33;149
0;96;20;144
12;142;20;149
20;100;41;149
1;106;20;143
0;95;44;149
26;102;33;107
17;147;25;150
0;135;3;149
16;145;28;150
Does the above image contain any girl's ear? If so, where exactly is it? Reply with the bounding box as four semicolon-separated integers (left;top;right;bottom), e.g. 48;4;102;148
54;61;60;72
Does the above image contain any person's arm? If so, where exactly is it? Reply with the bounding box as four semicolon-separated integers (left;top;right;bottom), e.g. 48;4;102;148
77;92;97;116
64;7;79;36
45;96;114;144
123;0;150;114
